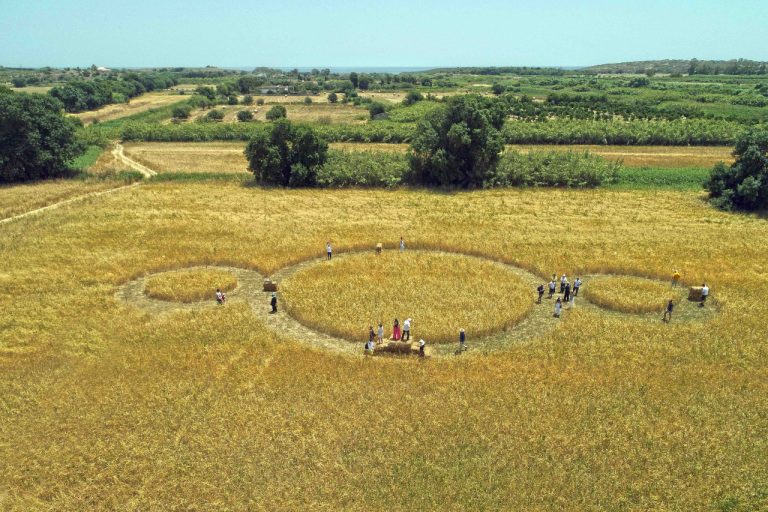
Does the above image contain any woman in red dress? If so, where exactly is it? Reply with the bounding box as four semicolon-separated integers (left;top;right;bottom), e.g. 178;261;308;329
392;318;401;341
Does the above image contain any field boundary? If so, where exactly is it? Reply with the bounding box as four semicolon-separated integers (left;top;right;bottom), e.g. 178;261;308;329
113;144;158;177
0;182;142;225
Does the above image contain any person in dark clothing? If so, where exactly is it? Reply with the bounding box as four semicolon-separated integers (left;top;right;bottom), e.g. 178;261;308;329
537;284;545;303
662;300;674;322
563;282;571;302
459;328;466;351
369;326;375;345
270;292;277;313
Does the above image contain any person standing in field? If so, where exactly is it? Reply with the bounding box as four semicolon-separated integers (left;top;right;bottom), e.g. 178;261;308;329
537;284;545;303
369;326;376;346
377;322;384;344
548;279;556;299
563;282;571;302
459;328;466;351
701;283;709;306
663;299;674;322
402;318;412;341
400;236;405;252
573;277;582;296
270;292;277;313
216;288;227;305
672;270;681;287
418;339;426;357
326;241;332;260
554;298;562;317
560;274;568;293
392;319;401;341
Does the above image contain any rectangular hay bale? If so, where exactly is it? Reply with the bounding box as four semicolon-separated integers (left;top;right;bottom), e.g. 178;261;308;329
263;279;278;292
688;286;704;301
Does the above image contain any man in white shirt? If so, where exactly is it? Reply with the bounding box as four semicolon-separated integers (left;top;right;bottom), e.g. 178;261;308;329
326;241;332;260
701;283;709;306
573;277;582;296
402;318;411;341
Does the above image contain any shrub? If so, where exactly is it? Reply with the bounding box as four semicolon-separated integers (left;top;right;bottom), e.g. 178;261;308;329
242;95;254;105
304;97;313;105
328;92;338;104
265;104;287;121
368;102;387;119
705;129;768;211
486;150;621;188
256;98;265;106
402;90;423;106
237;110;254;122
492;83;506;95
172;105;192;119
0;93;85;182
316;150;408;188
205;109;225;122
244;120;328;186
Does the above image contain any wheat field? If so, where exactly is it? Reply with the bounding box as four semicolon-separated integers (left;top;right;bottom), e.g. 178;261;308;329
144;268;238;303
0;183;766;510
72;91;186;125
281;251;533;343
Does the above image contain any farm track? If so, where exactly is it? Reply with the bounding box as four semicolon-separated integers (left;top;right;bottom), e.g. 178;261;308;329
113;144;157;177
0;146;157;225
115;251;717;358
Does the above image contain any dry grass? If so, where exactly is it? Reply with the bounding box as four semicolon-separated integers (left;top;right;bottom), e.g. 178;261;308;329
281;251;533;343
0;184;766;510
329;142;408;153
0;180;121;220
509;144;734;168
73;91;185;125
122;142;249;174
10;85;53;95
144;268;237;303
585;275;688;314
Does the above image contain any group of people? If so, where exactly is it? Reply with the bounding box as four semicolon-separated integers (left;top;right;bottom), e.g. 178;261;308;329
536;273;581;318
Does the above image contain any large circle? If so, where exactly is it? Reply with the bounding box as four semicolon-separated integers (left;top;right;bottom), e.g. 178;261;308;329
279;251;534;343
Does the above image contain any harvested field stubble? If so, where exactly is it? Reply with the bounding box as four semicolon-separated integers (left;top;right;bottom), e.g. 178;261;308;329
144;268;237;302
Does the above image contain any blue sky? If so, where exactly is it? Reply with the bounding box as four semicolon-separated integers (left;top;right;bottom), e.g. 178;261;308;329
1;0;766;68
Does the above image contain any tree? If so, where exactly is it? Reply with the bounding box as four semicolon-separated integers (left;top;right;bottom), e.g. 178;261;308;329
491;83;506;95
368;102;387;119
349;72;359;89
303;96;313;105
402;90;423;106
244;120;328;187
328;92;338;104
706;129;768;211
408;94;506;188
195;86;216;100
256;98;265;106
172;104;192;119
266;104;287;120
237;110;253;122
0;93;84;183
205;109;224;121
242;95;254;105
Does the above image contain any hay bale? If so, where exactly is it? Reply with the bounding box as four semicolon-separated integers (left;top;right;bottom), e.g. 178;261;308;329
375;341;414;355
688;286;704;301
263;279;278;292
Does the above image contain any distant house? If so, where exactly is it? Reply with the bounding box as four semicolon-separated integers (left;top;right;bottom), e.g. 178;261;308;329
259;86;290;95
96;66;111;72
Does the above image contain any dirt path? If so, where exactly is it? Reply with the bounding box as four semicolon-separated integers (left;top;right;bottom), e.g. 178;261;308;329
113;144;157;178
0;182;141;226
0;145;159;226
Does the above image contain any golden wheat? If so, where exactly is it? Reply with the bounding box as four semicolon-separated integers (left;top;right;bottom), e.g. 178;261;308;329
281;251;533;343
0;183;766;510
144;268;238;303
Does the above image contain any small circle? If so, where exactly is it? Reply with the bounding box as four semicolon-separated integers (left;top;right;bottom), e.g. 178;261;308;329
144;268;238;303
280;251;533;343
585;275;687;314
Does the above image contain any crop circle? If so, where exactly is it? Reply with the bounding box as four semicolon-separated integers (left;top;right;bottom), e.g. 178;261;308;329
279;251;534;343
144;268;238;303
584;275;687;314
